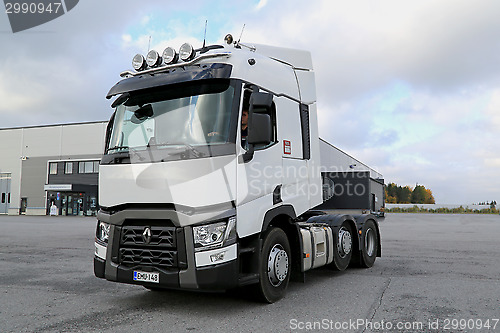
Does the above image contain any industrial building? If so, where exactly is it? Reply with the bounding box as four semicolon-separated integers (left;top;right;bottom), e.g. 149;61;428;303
0;121;107;216
0;120;382;216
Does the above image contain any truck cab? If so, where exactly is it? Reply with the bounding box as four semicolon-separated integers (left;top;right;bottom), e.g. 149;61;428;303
94;36;382;303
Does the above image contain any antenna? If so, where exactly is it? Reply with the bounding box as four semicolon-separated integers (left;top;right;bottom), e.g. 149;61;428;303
238;24;246;43
147;36;152;53
238;23;245;44
203;20;208;48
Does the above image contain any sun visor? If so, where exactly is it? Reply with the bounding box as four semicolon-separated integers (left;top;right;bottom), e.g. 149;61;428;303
106;63;232;99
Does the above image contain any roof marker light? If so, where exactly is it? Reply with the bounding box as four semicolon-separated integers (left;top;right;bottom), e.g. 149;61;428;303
132;54;146;71
162;47;178;65
179;43;195;62
146;50;162;67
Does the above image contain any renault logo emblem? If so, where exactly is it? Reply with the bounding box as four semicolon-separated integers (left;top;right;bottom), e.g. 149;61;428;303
142;227;152;244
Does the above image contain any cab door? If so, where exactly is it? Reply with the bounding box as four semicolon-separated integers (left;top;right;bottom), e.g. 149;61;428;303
278;99;311;216
236;89;281;238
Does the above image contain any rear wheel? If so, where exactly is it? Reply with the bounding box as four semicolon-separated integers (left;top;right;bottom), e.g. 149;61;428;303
330;221;353;271
359;220;378;268
255;227;291;303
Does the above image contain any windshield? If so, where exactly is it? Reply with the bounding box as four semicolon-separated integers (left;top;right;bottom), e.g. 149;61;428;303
105;80;237;163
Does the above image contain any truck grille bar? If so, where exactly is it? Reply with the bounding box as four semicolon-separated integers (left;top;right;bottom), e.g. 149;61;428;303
119;225;178;269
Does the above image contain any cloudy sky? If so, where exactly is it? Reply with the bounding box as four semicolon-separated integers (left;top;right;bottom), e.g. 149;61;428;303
1;0;499;204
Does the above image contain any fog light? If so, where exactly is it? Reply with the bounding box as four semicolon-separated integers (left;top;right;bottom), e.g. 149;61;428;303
162;47;178;65
132;54;146;71
179;43;195;62
146;50;162;67
210;251;226;263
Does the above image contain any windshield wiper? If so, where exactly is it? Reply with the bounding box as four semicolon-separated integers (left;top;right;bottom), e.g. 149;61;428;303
150;142;205;158
106;145;147;162
107;145;129;152
180;143;205;158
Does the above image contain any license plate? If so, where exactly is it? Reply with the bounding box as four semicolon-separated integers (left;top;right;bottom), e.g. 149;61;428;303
133;271;159;283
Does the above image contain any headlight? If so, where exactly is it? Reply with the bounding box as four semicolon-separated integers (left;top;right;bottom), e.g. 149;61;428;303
193;217;236;251
96;221;110;243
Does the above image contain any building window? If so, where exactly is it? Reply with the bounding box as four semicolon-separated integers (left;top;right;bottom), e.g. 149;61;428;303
49;162;58;175
79;161;99;174
65;162;73;174
1;193;5;204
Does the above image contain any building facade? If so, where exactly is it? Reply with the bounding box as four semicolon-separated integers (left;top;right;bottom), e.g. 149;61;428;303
0;121;107;216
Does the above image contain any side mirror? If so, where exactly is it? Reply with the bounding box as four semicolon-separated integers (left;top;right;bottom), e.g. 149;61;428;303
242;91;274;163
131;104;153;124
248;113;272;145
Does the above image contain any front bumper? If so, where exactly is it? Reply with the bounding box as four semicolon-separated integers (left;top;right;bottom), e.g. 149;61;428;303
94;255;238;290
94;235;239;291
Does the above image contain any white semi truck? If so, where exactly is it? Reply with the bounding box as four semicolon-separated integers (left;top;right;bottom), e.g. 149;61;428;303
94;35;384;303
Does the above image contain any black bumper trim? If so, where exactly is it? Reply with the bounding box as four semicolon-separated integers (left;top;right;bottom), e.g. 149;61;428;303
94;257;105;278
196;259;239;290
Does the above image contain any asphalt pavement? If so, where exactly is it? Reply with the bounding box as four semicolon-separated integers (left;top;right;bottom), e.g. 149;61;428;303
0;213;499;333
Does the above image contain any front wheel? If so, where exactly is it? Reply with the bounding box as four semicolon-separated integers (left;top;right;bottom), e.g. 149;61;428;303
255;227;291;303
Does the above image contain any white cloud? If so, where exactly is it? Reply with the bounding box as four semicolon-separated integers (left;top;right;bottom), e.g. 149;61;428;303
256;0;268;11
121;34;132;44
141;15;151;26
1;0;499;203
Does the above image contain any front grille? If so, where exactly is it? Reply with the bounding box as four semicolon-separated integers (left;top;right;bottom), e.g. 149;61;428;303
121;226;176;247
119;248;177;267
119;225;178;269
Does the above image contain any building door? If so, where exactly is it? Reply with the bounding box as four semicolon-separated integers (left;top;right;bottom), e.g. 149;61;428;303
64;193;85;216
75;194;84;216
61;194;67;216
0;173;11;214
20;198;27;215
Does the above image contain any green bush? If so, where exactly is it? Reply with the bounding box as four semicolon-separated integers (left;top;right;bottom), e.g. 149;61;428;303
385;206;500;214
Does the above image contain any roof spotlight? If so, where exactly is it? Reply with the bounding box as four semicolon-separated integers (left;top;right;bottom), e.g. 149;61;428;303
162;47;178;65
132;54;146;71
224;34;234;45
146;50;162;67
179;43;196;62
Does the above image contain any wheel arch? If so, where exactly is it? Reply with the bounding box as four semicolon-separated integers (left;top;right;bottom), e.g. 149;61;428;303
261;205;304;282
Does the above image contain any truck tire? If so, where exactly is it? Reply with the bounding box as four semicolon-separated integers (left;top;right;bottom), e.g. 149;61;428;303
255;227;291;303
330;221;353;271
359;220;378;268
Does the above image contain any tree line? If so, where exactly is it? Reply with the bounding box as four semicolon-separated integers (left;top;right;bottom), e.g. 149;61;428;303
385;183;435;204
386;205;499;215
